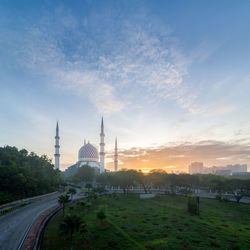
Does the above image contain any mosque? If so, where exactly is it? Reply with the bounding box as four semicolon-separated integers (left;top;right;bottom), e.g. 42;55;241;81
54;118;118;174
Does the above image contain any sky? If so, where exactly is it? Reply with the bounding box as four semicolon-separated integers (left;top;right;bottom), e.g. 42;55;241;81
0;0;250;172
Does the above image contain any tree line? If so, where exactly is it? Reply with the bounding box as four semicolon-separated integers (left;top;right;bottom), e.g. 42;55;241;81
68;166;250;201
0;146;63;204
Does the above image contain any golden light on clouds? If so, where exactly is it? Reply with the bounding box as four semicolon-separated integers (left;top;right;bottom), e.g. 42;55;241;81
105;140;250;172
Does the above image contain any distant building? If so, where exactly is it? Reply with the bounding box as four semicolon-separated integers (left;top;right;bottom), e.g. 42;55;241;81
214;169;232;176
188;162;248;175
231;172;250;177
226;164;247;172
188;162;204;174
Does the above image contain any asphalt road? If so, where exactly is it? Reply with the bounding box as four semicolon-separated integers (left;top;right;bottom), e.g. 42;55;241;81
0;195;59;250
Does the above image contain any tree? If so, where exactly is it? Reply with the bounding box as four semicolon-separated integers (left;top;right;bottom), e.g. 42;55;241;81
137;171;152;193
0;146;63;204
114;170;138;194
67;188;77;200
85;183;92;192
60;213;86;250
74;165;95;183
58;194;71;216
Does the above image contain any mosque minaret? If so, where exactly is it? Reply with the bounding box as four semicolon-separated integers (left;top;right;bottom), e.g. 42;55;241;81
99;117;105;173
59;117;118;175
114;137;118;171
54;121;60;170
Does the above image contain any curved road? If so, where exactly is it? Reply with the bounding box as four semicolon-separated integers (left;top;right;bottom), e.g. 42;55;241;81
0;195;59;250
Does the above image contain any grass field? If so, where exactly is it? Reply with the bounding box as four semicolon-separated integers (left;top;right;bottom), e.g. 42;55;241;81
42;194;250;250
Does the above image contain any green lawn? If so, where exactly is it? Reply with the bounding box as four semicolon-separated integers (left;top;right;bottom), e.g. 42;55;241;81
42;194;250;250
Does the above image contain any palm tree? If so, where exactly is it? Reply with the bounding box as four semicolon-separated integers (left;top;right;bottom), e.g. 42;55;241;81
67;188;77;200
60;214;87;250
58;194;70;217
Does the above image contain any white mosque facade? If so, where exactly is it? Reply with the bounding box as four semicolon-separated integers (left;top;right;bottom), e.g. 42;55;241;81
55;117;118;174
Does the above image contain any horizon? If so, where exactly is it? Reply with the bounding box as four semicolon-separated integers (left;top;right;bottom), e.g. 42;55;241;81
1;0;250;172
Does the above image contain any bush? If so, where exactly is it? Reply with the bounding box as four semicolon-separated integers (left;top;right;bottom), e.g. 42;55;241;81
165;190;176;196
111;191;118;199
222;196;230;202
216;194;222;202
80;201;86;207
3;208;11;214
88;191;98;200
20;202;28;207
85;202;92;209
179;189;193;196
96;205;107;221
187;195;199;215
93;187;107;195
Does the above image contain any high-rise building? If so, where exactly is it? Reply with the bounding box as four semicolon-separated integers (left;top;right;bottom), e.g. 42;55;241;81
188;162;203;174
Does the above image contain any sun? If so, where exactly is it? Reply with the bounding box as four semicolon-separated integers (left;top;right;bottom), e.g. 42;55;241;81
141;168;150;174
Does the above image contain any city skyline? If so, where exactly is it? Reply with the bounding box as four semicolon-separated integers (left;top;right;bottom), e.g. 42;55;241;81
0;0;250;172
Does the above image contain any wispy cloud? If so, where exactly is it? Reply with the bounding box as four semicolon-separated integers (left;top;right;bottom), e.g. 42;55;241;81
10;7;203;115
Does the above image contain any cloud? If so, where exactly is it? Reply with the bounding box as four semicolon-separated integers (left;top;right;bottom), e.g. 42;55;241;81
1;5;233;118
8;7;200;115
105;140;250;171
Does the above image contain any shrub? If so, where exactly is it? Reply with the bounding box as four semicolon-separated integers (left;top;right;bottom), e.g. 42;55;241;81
88;192;98;200
215;194;222;201
179;189;193;196
187;195;199;215
80;201;86;207
111;191;118;199
20;202;28;207
165;190;176;196
222;196;230;202
85;202;92;209
96;205;107;221
3;208;11;214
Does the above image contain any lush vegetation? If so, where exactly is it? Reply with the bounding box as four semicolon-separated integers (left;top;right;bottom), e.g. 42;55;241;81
42;194;250;250
0;146;63;204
